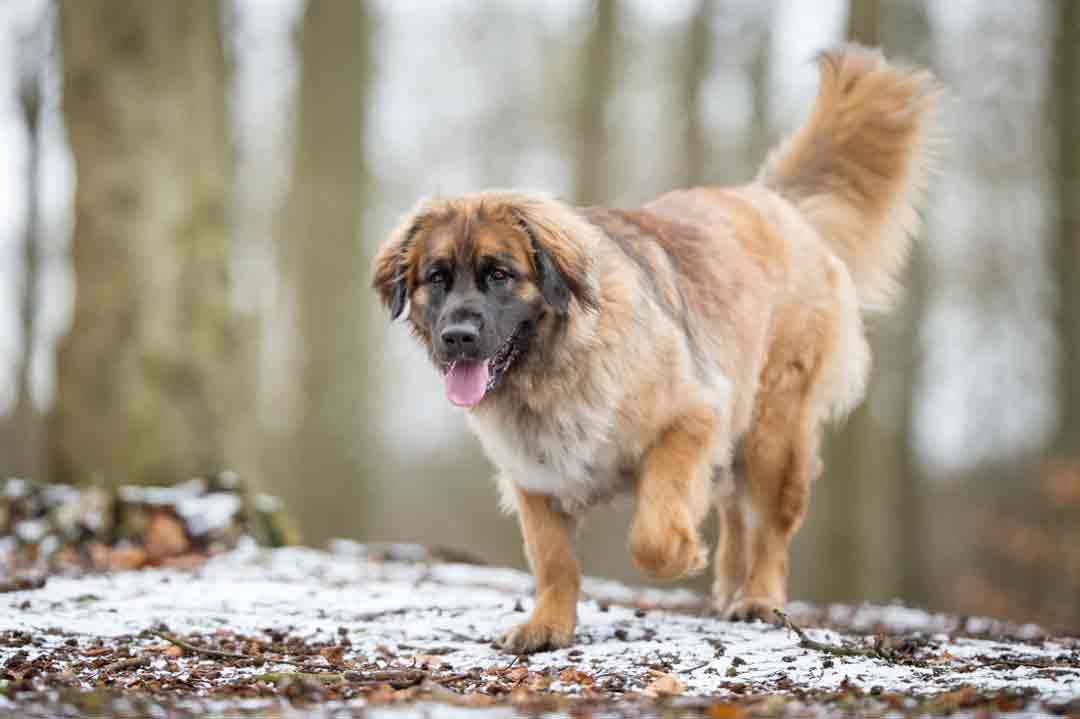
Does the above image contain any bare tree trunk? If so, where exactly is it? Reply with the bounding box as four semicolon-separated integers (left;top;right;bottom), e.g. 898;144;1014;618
1052;0;1080;457
573;0;619;206
53;0;244;486
887;0;932;607
809;0;885;602
13;14;47;479
742;11;772;177
680;0;713;187
820;0;931;605
280;0;375;545
846;0;882;46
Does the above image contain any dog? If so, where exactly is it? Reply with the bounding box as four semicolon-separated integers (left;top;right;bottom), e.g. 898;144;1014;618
372;45;939;653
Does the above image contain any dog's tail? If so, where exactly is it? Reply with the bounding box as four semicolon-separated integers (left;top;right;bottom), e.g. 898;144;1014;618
758;44;940;310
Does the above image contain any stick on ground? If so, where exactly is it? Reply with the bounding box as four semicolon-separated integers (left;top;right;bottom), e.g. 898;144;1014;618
774;609;885;660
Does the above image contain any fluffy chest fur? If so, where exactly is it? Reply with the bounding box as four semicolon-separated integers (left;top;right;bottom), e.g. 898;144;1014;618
467;399;632;514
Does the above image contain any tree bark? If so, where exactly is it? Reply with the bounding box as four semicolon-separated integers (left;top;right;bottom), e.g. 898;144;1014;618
1052;0;1080;457
573;0;619;206
808;0;886;603
887;0;933;608
13;14;46;479
845;0;882;47
52;0;244;486
279;0;375;544
680;0;713;187
742;11;772;179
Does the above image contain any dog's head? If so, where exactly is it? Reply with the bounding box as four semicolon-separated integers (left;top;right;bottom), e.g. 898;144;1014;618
372;192;598;408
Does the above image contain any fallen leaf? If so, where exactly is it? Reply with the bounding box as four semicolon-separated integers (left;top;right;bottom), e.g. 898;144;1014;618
706;704;747;719
643;670;685;697
320;645;346;664
144;512;189;562
108;547;148;571
503;666;529;682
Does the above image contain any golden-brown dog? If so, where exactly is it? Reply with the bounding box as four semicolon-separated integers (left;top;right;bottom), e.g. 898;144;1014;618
372;45;939;653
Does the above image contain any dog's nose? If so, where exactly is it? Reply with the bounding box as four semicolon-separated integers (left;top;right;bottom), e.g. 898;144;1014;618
441;323;479;348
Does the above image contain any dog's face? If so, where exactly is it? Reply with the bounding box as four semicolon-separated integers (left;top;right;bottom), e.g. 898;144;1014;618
372;195;597;408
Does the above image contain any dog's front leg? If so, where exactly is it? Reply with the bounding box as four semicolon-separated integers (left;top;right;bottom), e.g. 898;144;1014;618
628;406;717;580
497;484;580;654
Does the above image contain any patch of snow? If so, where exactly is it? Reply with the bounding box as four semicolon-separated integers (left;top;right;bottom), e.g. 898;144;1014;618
3;477;28;498
117;478;208;506
176;492;241;536
0;544;1076;704
13;517;48;543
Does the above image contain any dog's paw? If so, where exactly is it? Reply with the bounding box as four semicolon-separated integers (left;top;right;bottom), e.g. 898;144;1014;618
724;596;782;623
497;621;574;655
629;517;708;580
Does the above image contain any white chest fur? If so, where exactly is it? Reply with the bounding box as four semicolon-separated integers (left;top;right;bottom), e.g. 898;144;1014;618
466;402;627;514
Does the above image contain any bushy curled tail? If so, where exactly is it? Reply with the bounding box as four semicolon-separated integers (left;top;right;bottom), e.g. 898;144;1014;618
758;44;941;311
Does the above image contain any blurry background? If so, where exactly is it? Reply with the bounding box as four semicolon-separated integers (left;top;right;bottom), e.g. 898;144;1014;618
0;0;1078;630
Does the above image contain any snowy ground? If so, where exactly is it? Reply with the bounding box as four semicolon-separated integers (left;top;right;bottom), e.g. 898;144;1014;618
1;540;1077;718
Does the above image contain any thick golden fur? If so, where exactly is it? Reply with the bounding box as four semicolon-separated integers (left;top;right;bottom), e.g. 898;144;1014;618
373;45;939;652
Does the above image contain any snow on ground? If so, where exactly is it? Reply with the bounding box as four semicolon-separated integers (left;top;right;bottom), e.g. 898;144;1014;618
1;541;1078;717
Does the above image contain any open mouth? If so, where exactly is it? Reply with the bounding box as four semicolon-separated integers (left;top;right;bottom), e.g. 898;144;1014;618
443;324;527;408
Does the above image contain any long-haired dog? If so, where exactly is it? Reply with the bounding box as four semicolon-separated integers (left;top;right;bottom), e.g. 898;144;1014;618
373;45;939;653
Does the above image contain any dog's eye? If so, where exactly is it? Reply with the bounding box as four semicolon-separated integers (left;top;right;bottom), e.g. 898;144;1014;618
427;270;448;286
488;268;511;284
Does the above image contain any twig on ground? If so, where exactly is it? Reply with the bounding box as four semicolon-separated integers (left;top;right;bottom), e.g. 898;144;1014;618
254;671;344;685
969;657;1080;674
255;669;473;690
774;609;887;660
148;629;312;668
677;660;711;674
436;627;483;643
149;630;253;661
101;655;150;673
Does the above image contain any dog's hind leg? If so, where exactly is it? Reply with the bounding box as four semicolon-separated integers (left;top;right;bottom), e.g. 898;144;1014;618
713;466;748;610
724;356;826;622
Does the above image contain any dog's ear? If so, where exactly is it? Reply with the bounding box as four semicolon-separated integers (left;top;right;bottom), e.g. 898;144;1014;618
372;210;427;320
512;208;598;316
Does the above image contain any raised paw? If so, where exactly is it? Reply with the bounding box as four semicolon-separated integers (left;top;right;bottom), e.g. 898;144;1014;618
497;620;574;655
724;595;782;623
628;515;708;581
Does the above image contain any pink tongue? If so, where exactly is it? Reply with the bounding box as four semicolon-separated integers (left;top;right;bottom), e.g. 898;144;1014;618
445;360;491;407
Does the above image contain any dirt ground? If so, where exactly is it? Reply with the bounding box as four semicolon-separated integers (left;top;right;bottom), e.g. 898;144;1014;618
1;541;1078;718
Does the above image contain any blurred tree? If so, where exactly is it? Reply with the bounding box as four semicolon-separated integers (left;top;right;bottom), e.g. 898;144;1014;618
574;0;619;205
680;0;713;186
809;0;884;603
845;0;881;47
805;0;931;605
885;0;933;609
52;1;246;486
742;5;772;178
1052;0;1079;458
12;11;47;480
279;0;374;543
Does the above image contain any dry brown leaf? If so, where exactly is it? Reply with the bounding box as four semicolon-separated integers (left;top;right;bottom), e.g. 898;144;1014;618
144;511;190;561
320;645;346;664
643;670;686;697
503;666;529;682
559;667;593;685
